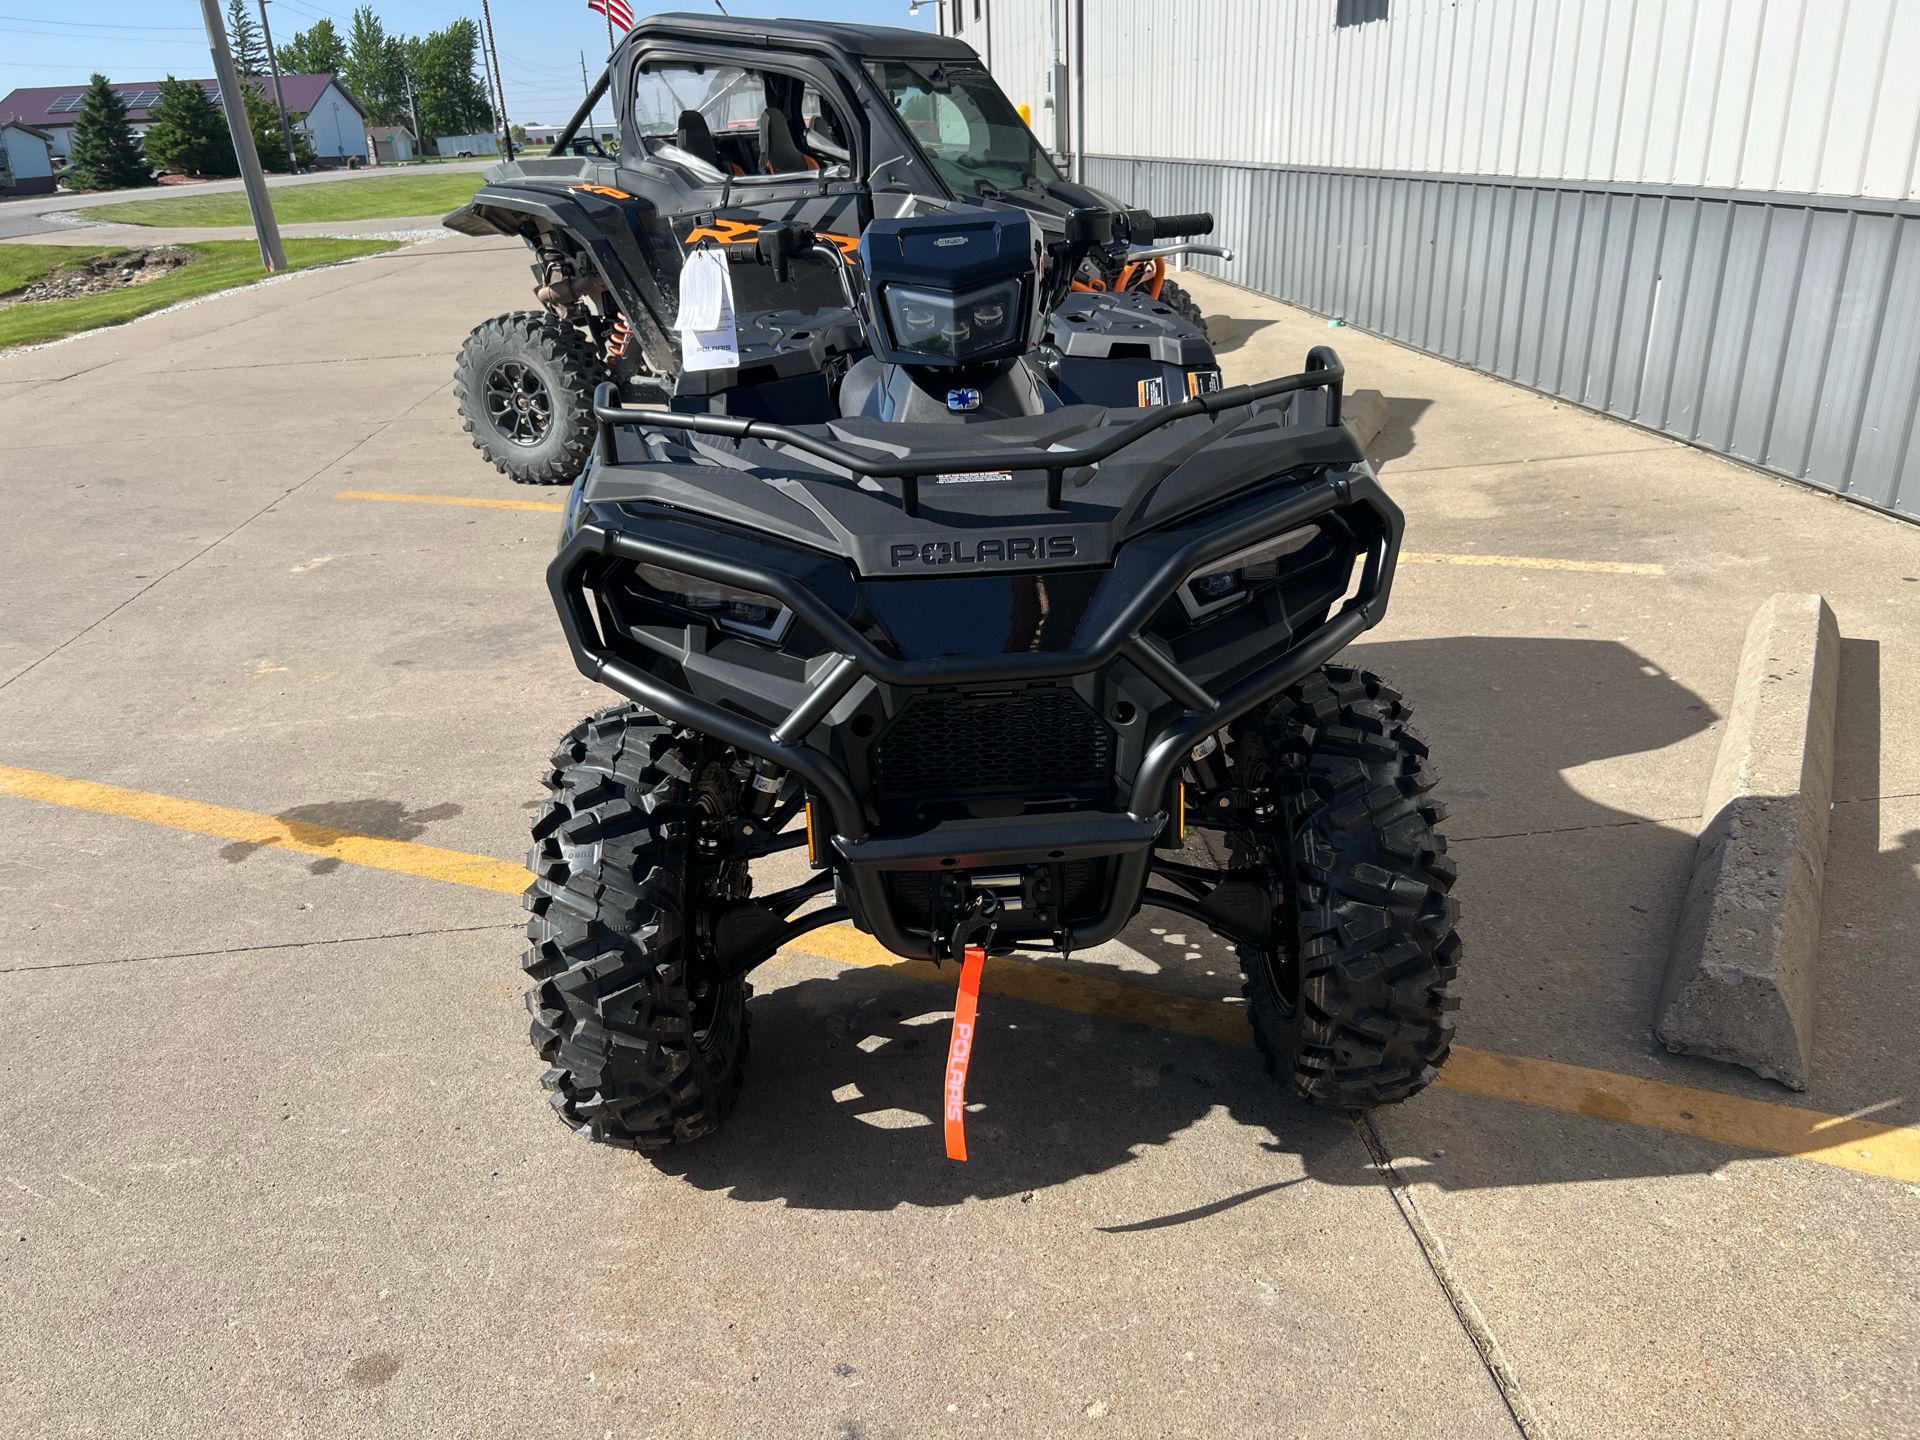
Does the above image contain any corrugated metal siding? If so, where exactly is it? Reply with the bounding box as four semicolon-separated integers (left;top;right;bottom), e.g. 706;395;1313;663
978;0;1920;200
1084;155;1920;517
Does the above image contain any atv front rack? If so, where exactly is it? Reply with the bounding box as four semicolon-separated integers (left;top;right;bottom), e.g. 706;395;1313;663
590;346;1347;517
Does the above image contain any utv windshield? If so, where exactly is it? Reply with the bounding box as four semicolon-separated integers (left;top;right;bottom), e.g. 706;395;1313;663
865;59;1061;197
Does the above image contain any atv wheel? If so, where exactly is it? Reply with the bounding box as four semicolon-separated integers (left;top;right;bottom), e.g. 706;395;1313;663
1155;280;1208;338
1226;665;1459;1108
521;704;752;1148
454;311;602;485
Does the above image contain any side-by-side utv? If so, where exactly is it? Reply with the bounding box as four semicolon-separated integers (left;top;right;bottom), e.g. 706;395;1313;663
518;190;1461;1152
446;13;1226;484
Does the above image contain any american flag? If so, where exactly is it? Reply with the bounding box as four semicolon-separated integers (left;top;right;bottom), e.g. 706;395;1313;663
589;0;634;29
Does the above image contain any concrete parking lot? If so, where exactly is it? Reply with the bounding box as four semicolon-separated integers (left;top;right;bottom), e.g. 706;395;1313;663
2;236;1915;1438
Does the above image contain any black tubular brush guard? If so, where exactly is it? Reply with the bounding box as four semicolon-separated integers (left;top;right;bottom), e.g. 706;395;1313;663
550;349;1404;958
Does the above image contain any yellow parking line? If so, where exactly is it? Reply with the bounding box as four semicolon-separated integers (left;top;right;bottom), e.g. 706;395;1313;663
1401;551;1666;575
331;494;1665;577
335;490;565;513
2;761;1912;1183
0;764;529;896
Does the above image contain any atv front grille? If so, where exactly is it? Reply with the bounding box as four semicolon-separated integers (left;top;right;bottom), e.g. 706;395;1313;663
872;688;1114;803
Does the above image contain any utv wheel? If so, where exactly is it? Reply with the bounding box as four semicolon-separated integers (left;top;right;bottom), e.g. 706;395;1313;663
1227;665;1460;1108
521;704;751;1148
454;311;602;485
1155;280;1209;338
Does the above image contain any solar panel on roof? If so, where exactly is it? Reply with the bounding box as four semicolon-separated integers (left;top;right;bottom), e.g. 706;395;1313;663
48;94;87;113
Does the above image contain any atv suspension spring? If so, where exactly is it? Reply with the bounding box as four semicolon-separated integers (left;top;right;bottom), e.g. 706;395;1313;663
605;316;633;364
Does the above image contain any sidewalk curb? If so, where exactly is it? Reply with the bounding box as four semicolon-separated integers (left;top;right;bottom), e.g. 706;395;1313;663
1655;593;1839;1089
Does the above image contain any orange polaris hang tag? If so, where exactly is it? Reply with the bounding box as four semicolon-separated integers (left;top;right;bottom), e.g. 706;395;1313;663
943;945;988;1161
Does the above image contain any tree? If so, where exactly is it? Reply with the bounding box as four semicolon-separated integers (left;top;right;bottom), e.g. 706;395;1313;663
276;17;347;76
226;0;268;77
66;74;152;191
410;19;493;141
140;76;235;178
241;82;316;173
343;6;408;125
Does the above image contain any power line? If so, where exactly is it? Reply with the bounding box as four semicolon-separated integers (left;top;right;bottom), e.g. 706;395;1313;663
0;27;207;45
0;13;204;29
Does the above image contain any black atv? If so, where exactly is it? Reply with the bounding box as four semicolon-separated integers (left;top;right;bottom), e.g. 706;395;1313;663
445;12;1225;485
522;200;1460;1152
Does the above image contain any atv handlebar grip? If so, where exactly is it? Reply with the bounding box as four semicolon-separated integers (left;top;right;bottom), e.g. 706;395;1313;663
1147;211;1215;240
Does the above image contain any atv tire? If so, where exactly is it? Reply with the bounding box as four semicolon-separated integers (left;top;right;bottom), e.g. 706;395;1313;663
522;704;751;1148
1228;665;1459;1109
1155;279;1208;338
454;311;602;486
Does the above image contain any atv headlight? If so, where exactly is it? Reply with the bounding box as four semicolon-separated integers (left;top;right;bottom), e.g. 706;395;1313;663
633;562;793;642
1180;526;1322;620
881;279;1023;364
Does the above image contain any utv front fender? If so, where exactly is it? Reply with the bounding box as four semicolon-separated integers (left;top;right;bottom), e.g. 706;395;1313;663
445;187;679;377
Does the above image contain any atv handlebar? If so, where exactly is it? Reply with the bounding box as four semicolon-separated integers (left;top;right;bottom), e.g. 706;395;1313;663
1131;210;1215;242
592;346;1345;518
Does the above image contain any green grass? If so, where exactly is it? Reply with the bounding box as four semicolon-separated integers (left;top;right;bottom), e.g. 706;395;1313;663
0;237;401;349
77;170;484;228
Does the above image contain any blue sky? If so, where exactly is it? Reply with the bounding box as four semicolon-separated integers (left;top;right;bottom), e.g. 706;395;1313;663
0;1;936;125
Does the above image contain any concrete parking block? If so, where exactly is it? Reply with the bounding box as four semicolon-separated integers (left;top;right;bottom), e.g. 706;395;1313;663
1657;595;1840;1089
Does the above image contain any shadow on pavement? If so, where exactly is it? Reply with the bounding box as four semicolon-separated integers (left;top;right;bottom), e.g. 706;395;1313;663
653;959;1360;1213
1205;312;1278;356
1369;395;1432;467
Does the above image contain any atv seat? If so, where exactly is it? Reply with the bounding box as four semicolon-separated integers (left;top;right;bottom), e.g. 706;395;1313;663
676;110;743;176
759;108;818;174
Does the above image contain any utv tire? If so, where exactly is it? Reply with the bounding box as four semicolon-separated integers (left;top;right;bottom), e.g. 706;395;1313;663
454;311;602;485
1229;666;1460;1108
522;704;751;1148
1156;280;1209;338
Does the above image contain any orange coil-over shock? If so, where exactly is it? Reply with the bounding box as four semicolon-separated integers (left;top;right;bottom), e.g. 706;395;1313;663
605;315;633;364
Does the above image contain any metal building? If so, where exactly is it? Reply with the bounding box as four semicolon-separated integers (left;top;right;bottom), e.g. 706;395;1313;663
941;0;1920;520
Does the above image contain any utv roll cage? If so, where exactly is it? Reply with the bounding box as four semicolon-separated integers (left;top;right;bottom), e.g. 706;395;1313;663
550;349;1402;961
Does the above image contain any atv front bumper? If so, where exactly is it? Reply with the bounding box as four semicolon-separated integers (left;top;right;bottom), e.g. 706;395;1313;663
550;469;1402;959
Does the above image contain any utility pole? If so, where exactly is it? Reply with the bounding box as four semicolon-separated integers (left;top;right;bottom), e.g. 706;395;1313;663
480;0;514;160
406;70;425;157
580;51;599;146
478;40;501;150
197;0;286;271
256;0;299;174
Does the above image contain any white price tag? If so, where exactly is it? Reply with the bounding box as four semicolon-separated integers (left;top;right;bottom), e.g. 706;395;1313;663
674;248;738;372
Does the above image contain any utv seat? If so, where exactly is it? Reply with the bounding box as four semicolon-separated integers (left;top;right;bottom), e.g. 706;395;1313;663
675;110;742;176
759;108;818;174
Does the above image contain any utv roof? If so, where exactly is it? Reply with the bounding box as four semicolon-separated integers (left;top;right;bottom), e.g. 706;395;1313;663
633;12;979;61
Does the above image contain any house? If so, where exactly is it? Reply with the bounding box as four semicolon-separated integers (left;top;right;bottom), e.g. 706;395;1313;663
366;125;416;164
0;119;56;196
0;73;368;165
267;73;367;162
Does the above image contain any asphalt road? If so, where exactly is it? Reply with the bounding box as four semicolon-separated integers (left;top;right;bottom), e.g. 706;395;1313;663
1;239;1915;1438
0;159;494;240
